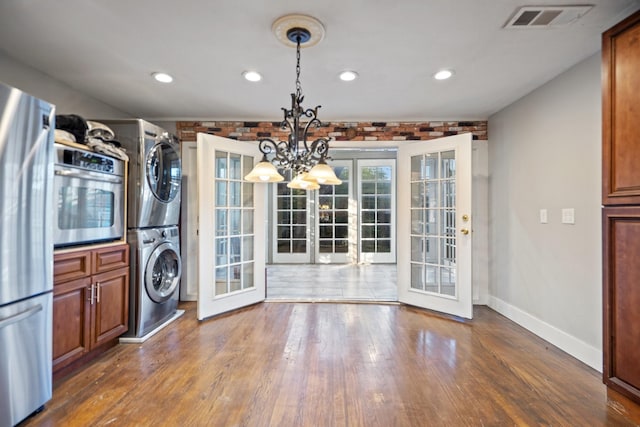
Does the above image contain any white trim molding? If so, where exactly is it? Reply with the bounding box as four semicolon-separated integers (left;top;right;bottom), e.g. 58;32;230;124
488;296;602;372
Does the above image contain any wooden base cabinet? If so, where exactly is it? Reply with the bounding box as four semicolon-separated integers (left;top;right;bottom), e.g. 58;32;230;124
603;207;640;403
53;244;129;378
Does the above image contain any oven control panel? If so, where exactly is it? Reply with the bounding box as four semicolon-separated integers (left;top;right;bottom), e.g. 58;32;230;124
54;143;124;176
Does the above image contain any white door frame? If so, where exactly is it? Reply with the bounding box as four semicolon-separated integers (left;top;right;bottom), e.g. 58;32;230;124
180;140;198;301
182;138;486;308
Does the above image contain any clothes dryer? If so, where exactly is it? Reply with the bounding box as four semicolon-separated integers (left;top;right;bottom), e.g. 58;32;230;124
126;226;181;338
98;119;182;228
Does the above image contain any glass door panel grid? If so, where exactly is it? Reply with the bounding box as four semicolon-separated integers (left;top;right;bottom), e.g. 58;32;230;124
359;164;393;255
317;165;350;256
214;151;255;297
410;151;457;297
275;174;308;255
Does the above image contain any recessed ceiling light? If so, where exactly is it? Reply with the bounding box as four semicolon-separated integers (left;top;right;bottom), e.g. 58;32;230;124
339;71;358;82
152;72;173;83
434;70;454;80
243;71;262;82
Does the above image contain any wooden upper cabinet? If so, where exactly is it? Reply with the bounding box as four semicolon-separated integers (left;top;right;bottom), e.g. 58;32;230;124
602;10;640;205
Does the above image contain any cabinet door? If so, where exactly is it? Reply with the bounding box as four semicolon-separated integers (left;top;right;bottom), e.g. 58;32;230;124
52;277;92;372
602;11;640;205
92;267;129;347
603;206;640;403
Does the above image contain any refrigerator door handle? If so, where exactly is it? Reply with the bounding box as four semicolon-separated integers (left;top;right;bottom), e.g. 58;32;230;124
0;304;43;330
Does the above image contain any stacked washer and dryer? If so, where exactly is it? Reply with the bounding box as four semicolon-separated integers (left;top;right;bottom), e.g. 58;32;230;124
100;119;182;338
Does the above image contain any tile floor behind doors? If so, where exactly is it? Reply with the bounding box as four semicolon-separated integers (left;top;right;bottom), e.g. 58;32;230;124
266;264;397;301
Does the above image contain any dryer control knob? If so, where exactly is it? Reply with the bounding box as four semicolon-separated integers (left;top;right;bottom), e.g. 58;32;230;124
161;230;168;238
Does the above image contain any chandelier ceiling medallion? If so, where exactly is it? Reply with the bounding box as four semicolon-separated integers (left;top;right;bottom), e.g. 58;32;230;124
244;15;342;190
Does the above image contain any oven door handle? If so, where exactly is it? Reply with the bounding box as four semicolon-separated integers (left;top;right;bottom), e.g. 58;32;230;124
55;168;123;184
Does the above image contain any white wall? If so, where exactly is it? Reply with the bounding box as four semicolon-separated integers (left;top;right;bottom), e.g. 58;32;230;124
488;53;602;371
0;50;130;118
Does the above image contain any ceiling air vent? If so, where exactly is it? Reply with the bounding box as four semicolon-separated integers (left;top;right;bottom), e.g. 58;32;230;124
504;5;593;29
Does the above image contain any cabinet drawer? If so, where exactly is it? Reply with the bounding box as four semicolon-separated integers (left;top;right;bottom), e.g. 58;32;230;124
93;244;130;274
54;251;91;284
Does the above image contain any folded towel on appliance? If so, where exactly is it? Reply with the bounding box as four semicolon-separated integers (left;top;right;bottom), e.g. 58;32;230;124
54;129;76;144
86;137;129;161
86;121;116;141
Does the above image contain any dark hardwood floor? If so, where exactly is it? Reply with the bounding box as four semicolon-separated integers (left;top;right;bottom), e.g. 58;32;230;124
21;302;640;426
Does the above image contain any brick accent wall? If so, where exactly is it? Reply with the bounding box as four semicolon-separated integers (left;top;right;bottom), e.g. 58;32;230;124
176;120;487;142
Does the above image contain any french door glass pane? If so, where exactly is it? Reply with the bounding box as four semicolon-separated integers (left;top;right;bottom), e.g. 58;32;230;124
410;150;457;297
292;240;306;253
216;209;227;236
229;154;241;180
216;182;227;206
216;152;227;179
276;181;308;255
230;265;241;292
335;240;348;253
242;263;254;290
230;182;241;206
242;237;253;261
213;152;255;297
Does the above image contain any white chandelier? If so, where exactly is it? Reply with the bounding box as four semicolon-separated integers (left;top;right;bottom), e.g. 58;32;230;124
244;16;341;190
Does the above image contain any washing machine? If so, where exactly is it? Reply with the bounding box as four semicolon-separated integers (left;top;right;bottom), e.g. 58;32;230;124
98;119;182;228
125;226;181;338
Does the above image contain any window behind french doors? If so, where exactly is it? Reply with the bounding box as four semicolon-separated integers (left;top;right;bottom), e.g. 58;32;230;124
270;157;396;264
272;179;310;263
316;162;352;263
358;159;396;263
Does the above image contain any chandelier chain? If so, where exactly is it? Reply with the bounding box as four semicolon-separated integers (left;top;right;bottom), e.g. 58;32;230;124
295;36;302;99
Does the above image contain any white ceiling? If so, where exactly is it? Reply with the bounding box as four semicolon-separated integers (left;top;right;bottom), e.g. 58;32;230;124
0;0;638;121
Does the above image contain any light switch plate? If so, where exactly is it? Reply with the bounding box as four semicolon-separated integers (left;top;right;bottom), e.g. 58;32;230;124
539;209;548;224
561;208;575;224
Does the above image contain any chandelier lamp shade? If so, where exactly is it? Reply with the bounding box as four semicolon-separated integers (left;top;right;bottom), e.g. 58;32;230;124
244;16;342;190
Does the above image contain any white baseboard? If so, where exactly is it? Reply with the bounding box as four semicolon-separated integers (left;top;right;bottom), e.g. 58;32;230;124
473;295;489;305
487;296;602;372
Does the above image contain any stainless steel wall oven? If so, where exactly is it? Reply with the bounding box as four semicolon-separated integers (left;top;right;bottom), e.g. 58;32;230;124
53;143;124;247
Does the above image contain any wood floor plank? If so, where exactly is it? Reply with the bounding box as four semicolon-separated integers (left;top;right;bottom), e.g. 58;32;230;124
19;302;640;427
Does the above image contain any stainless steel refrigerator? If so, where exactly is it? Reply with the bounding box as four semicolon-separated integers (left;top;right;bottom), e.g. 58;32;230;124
0;82;55;426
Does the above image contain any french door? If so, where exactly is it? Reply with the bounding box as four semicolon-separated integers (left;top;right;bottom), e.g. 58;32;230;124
315;161;352;263
272;177;311;263
358;159;396;263
397;133;473;319
196;134;266;320
272;160;353;263
271;159;396;264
